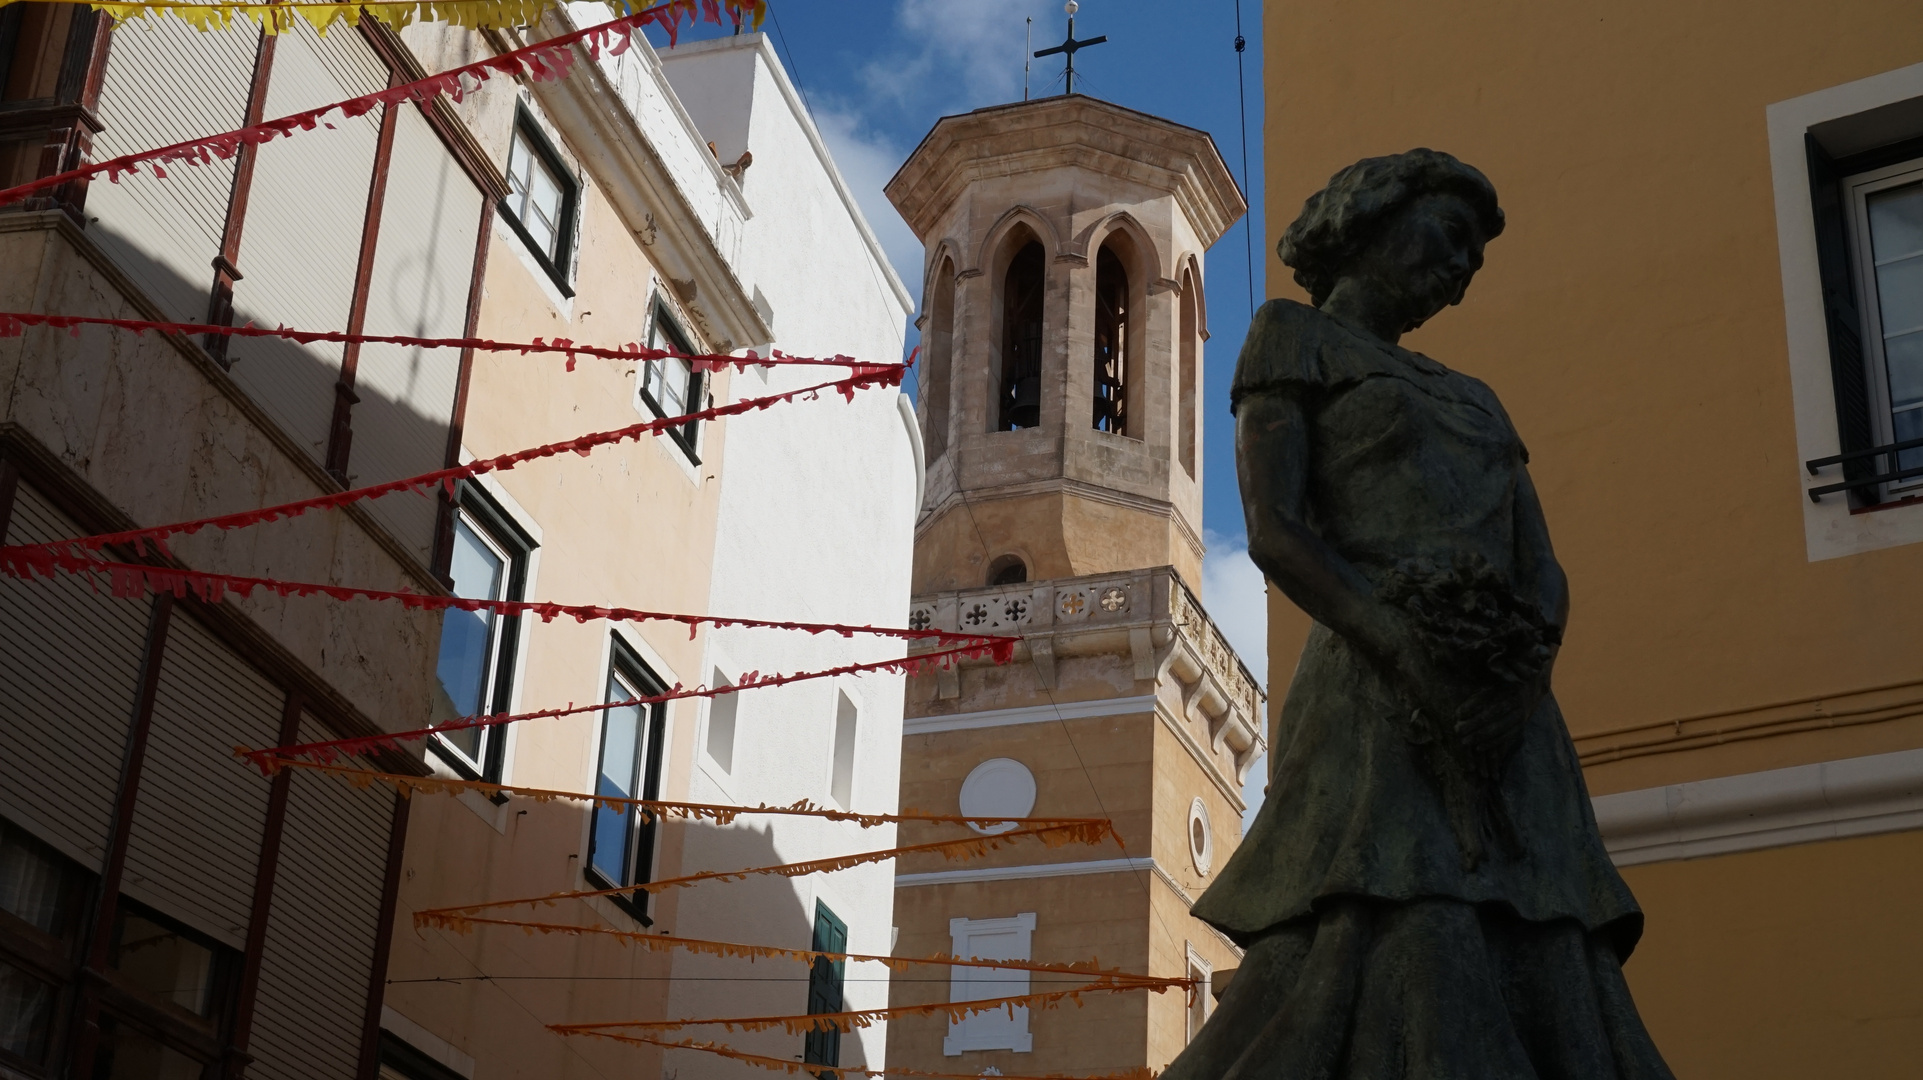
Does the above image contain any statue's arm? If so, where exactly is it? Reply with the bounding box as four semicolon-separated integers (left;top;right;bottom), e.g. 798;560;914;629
1512;466;1569;637
1236;390;1404;664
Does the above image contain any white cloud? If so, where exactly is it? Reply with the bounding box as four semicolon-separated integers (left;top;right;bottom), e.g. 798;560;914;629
1202;529;1270;830
861;0;1039;110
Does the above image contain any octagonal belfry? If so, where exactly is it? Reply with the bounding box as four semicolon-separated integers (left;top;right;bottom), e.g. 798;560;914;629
886;94;1246;594
885;94;1260;1078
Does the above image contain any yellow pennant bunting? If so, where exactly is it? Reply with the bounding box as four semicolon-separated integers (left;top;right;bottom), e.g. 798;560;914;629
568;1030;1156;1080
0;0;767;37
551;979;1188;1037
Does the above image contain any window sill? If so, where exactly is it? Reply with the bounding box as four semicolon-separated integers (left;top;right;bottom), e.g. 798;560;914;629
1850;492;1923;515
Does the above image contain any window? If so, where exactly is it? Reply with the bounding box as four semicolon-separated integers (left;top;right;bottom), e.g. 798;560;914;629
431;487;534;781
1184;946;1212;1044
1805;128;1923;508
587;642;669;921
943;913;1035;1055
0;818;87;1073
378;1031;468;1080
829;692;858;809
1093;244;1130;435
94;900;236;1079
1178;266;1200;477
923;257;957;458
501;111;577;292
996;239;1045;431
801;901;847;1078
640;297;706;461
986;555;1027;586
705;669;738;774
1845;158;1923;495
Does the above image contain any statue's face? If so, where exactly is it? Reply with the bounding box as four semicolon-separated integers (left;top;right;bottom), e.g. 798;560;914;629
1351;191;1489;332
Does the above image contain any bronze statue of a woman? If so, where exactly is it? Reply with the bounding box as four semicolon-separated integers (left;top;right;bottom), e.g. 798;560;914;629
1167;150;1675;1079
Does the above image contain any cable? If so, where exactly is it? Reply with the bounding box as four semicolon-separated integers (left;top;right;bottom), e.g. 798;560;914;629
765;0;812;117
1233;0;1255;316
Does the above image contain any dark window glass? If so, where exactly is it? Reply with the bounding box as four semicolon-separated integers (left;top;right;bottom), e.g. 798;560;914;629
109;905;218;1018
91;1014;204;1080
0;819;82;937
1093;244;1129;435
0;959;55;1064
997;241;1045;430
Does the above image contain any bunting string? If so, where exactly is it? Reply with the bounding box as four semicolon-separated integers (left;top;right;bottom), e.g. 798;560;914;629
551;980;1188;1037
39;0;769;38
234;640;1004;767
566;1031;1155;1080
1;551;1005;657
414;824;1117;914
249;756;1113;834
414;917;1174;984
0;2;724;207
0;365;907;560
0;310;901;374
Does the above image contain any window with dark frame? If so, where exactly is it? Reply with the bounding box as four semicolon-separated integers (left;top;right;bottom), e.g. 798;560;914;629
501;109;577;295
801;901;847;1078
585;640;670;924
431;484;535;782
1806;130;1923;506
378;1030;469;1080
640;297;706;462
0;817;242;1080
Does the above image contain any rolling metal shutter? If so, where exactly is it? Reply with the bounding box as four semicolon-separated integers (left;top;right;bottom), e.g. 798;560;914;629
225;19;388;464
86;17;257;323
0;482;152;868
120;611;283;949
246;714;394;1080
350;103;483;561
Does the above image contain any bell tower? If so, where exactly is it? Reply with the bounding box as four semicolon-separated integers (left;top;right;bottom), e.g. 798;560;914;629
888;95;1245;594
885;96;1259;1079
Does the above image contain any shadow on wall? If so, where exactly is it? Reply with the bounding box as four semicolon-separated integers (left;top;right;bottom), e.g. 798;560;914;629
81;221;458;565
398;791;870;1077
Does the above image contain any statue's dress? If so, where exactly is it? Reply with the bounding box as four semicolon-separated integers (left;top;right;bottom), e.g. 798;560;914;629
1167;300;1675;1080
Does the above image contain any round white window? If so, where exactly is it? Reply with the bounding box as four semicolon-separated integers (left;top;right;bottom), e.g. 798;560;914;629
1188;797;1213;876
959;758;1037;835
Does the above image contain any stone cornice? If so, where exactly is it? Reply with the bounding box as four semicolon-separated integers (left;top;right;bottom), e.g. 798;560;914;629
886;95;1246;250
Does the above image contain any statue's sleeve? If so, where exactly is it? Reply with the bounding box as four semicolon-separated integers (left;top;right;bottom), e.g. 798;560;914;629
1229;299;1335;414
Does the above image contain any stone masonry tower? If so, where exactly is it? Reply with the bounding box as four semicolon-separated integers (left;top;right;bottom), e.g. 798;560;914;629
883;96;1261;1077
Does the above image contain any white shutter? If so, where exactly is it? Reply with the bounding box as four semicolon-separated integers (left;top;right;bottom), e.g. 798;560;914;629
225;20;388;462
0;483;152;867
87;17;257;323
944;913;1036;1055
121;612;283;948
247;715;393;1080
350;104;483;559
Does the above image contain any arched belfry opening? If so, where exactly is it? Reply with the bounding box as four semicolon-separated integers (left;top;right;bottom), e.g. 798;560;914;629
1093;239;1133;436
1178;264;1199;477
923;256;956;459
997;237;1046;431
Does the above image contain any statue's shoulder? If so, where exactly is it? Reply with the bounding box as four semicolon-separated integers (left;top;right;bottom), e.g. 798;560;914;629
1231;299;1396;411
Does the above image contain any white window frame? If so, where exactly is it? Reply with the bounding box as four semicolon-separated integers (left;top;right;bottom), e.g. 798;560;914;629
1184;944;1213;1044
1844;158;1923;500
637;294;706;463
1768;60;1923;559
431;503;524;780
943;913;1036;1056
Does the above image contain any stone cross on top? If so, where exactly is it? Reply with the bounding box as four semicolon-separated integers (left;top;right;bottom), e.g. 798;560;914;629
1033;1;1107;96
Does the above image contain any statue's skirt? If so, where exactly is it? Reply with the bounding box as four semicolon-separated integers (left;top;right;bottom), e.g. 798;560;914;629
1162;896;1675;1080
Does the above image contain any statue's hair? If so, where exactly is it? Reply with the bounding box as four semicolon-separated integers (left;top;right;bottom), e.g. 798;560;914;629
1278;149;1505;306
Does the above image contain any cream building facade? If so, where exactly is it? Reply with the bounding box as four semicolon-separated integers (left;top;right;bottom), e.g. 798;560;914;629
883;96;1263;1077
1261;2;1923;1075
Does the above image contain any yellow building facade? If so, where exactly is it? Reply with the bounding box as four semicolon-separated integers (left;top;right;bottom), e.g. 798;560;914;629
1261;3;1923;1074
884;96;1262;1076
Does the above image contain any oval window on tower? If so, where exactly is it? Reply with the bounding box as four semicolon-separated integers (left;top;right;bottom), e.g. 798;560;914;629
959;758;1037;835
1188;797;1213;876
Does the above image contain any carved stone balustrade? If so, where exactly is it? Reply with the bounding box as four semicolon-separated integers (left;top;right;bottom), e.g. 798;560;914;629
908;566;1266;783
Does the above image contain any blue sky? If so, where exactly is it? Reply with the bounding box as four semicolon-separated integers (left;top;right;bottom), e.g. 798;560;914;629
649;0;1272;813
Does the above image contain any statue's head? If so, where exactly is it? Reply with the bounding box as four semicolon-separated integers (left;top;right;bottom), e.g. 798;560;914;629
1279;149;1504;334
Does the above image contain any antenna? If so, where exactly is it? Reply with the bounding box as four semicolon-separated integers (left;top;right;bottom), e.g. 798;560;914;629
1024;16;1032;100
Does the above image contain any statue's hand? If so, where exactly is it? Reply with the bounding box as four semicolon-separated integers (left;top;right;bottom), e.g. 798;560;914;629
1451;679;1545;779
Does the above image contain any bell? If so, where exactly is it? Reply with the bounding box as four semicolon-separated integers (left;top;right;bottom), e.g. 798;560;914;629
1008;376;1042;429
